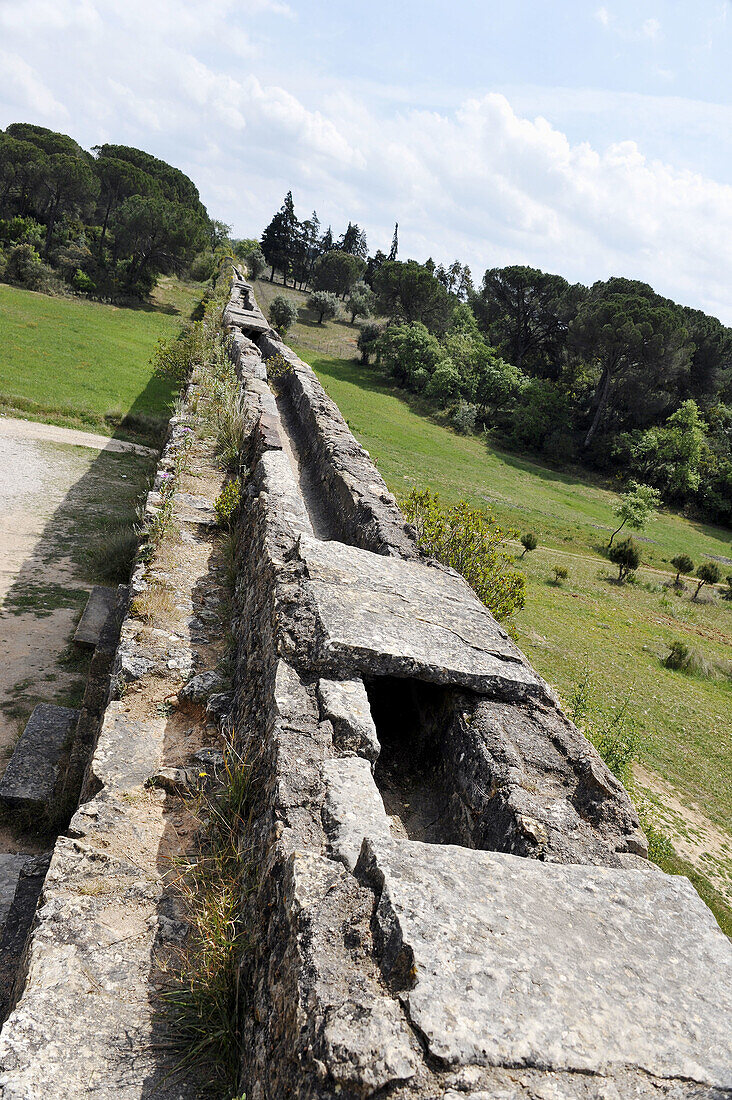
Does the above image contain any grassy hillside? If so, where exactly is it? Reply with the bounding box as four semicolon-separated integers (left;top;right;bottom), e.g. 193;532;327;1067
0;276;205;444
290;342;732;914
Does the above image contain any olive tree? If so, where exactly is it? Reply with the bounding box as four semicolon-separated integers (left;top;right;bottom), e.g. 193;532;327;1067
307;290;339;324
269;295;299;334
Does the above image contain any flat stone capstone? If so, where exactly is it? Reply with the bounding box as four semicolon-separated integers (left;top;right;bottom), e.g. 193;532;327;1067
0;704;78;814
357;837;732;1086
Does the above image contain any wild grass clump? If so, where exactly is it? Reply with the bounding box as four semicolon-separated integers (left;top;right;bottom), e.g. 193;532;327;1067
163;744;255;1096
402;488;525;623
130;580;176;625
85;524;139;585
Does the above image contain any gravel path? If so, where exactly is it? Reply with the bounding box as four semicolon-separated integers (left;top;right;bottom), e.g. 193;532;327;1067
0;416;158;456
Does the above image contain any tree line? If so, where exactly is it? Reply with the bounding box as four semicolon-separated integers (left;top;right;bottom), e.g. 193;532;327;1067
0;122;224;299
246;192;732;528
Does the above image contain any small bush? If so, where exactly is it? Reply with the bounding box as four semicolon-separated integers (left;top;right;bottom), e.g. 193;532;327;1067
608;536;641;583
664;640;692;671
72;268;96;294
357;321;382;364
552;564;569;585
269;295;299;334
214;480;241;527
452;401;478;435
402;488;525;622
306;290;339;324
5;243;59;293
520;531;538;558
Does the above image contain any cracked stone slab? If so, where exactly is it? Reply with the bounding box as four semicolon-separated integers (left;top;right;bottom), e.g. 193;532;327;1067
87;703;166;792
322;757;392;870
0;704;78;814
295;535;547;698
357;838;732;1086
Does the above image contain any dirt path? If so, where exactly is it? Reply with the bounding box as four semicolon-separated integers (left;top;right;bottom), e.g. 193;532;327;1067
0;417;157;457
635;763;732;904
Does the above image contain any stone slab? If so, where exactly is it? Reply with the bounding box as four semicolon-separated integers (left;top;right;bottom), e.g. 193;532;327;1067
297;535;547;698
73;586;117;648
0;855;27;931
357;838;732;1086
322;757;392;870
87;703;166;792
0;704;78;813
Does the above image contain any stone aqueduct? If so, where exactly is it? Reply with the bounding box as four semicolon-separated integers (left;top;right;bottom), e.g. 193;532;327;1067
0;271;729;1097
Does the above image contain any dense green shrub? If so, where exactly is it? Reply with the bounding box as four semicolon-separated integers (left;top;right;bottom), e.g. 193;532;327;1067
269;295;299;333
552;564;569;585
357;321;382;364
402;488;525;622
608;537;641;583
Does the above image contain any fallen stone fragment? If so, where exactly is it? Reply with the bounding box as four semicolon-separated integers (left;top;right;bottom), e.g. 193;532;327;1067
73;586;117;648
0;704;78;815
322;757;392;870
146;766;201;795
179;669;225;703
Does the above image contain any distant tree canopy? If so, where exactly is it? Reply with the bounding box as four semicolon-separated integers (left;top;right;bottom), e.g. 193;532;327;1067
0;122;215;298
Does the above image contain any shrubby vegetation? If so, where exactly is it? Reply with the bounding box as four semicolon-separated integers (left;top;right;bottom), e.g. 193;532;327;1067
401;488;526;622
0;121;222;301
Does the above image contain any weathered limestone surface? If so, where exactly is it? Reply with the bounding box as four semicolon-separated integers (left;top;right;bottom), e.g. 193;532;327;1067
73;585;117;648
317;678;380;760
358;838;732;1084
287;534;548;699
0;705;78;815
322;757;391;870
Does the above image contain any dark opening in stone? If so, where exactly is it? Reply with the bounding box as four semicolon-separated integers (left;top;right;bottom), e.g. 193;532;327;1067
366;677;457;845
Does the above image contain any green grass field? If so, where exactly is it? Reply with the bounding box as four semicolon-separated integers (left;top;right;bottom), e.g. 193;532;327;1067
291;343;732;914
0;276;205;444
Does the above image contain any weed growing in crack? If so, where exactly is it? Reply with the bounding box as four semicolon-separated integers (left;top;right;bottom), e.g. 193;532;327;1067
162;742;256;1097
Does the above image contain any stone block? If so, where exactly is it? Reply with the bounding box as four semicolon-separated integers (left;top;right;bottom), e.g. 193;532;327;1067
322;757;392;870
73;586;117;649
317;677;380;760
295;535;546;699
0;855;27;932
0;704;78;814
357;838;732;1086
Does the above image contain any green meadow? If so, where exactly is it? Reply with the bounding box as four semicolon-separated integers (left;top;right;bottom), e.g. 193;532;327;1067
0;276;204;444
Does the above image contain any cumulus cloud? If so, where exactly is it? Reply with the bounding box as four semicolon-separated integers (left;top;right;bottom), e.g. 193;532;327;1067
1;1;732;321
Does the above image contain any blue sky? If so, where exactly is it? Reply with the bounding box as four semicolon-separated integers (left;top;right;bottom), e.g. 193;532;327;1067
2;0;732;319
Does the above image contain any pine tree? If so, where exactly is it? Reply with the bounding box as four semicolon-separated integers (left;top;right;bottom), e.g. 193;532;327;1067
388;222;399;261
260;190;299;284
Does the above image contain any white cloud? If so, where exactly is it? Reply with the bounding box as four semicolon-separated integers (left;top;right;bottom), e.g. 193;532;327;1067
642;18;661;39
595;7;611;28
1;2;732;322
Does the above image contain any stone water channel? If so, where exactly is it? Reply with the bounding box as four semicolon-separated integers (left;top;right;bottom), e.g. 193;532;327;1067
0;273;729;1097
